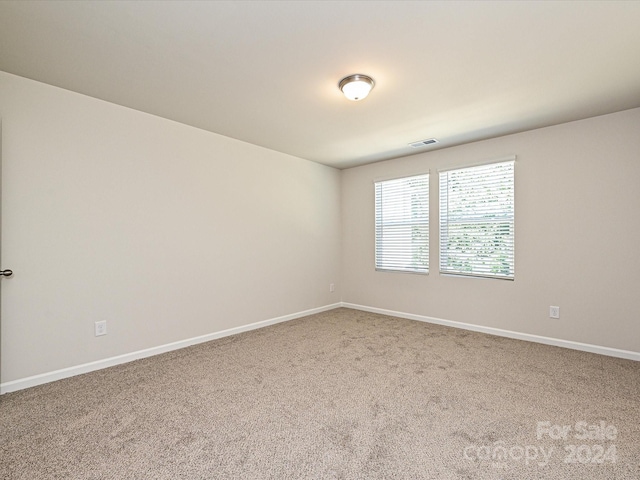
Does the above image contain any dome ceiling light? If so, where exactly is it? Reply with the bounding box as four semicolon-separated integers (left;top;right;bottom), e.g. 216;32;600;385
339;74;375;101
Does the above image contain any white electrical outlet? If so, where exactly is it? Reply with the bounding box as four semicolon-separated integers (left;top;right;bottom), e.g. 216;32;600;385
549;306;560;319
329;283;335;292
95;320;107;336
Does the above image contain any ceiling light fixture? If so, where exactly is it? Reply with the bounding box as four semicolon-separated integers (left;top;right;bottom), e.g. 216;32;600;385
339;74;375;101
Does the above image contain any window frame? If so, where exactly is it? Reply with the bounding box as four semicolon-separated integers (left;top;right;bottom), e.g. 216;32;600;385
438;158;515;280
374;173;430;275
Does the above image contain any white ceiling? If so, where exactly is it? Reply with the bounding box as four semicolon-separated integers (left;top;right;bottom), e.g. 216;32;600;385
1;1;639;169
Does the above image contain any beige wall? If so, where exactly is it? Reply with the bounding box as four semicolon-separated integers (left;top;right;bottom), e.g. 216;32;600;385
342;108;640;353
0;72;342;383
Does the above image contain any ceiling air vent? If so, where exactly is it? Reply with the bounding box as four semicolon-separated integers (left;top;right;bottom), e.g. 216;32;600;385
409;138;439;148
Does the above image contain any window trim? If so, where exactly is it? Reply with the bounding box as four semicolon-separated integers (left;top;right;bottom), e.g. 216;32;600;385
438;158;515;280
436;155;516;174
374;172;430;275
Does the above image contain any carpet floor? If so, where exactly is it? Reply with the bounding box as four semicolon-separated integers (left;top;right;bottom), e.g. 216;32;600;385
1;307;638;479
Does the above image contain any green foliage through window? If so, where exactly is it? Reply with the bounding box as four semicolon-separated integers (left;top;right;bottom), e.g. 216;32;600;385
439;160;514;279
375;174;429;274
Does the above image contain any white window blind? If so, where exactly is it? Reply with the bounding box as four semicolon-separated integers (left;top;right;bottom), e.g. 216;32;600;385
375;174;429;274
439;160;514;279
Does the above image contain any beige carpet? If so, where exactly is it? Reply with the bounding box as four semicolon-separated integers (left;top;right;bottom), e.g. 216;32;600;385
1;308;638;479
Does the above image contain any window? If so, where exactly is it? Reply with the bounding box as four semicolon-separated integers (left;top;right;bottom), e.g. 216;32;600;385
439;159;514;279
375;174;429;274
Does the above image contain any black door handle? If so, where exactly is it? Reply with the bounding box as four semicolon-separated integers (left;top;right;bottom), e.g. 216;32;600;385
1;269;13;277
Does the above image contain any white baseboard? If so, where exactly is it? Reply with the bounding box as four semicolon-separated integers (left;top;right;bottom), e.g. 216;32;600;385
0;303;342;394
341;302;640;362
4;301;636;394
